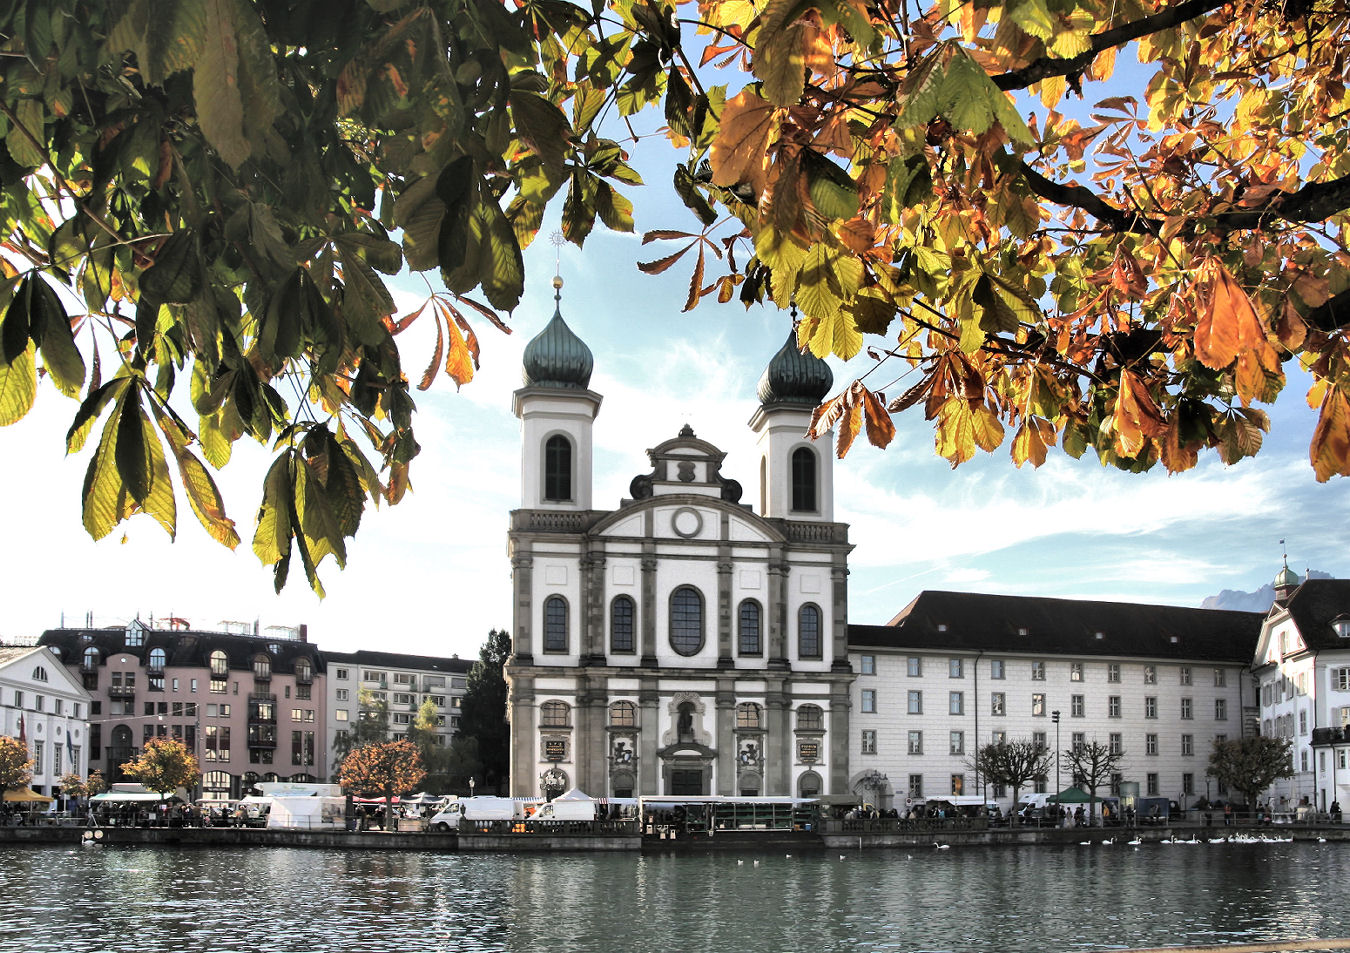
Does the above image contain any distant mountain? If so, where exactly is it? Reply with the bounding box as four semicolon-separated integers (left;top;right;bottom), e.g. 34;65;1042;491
1202;570;1335;612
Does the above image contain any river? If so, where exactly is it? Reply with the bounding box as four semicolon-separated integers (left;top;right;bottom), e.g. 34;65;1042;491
1;841;1346;952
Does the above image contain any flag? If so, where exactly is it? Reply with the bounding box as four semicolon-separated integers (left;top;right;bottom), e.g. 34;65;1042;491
17;713;24;745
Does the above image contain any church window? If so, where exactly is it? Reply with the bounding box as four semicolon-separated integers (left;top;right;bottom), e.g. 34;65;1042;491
738;600;762;655
798;604;822;659
790;447;817;512
609;701;636;727
540;701;571;726
543;434;573;502
736;702;761;729
796;705;824;731
610;596;635;653
543;596;568;652
669;586;704;656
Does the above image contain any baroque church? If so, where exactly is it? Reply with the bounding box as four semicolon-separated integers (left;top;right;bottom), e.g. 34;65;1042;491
504;278;854;800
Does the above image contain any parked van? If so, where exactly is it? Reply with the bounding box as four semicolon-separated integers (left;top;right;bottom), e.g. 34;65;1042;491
428;796;516;831
533;798;596;821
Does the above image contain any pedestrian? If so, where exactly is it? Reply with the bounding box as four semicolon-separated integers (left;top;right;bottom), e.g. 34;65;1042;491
1223;803;1233;827
1332;800;1342;823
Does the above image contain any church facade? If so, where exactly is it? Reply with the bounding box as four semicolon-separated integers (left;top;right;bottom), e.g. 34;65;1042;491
504;282;854;800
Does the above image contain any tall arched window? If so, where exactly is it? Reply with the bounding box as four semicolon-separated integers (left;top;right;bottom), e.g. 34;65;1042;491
147;648;166;672
798;604;822;659
610;595;635;653
295;658;313;683
791;446;818;512
737;600;762;656
796;704;824;731
544;434;573;501
81;647;99;671
543;596;568;652
609;701;636;727
209;650;229;677
540;700;571;726
252;654;271;679
669;586;704;656
736;702;762;729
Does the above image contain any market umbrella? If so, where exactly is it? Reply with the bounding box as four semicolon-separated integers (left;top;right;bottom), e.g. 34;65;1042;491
3;787;54;804
1048;787;1092;804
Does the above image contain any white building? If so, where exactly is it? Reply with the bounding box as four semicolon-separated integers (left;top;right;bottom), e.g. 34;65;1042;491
324;650;472;765
0;645;92;795
1252;570;1350;811
849;590;1262;811
504;285;854;800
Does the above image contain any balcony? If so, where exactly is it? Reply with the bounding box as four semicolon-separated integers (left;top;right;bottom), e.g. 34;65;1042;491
246;726;277;748
1311;727;1348;746
108;685;136;700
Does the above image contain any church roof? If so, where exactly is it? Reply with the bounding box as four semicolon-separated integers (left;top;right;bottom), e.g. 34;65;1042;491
849;590;1262;663
756;331;832;405
521;281;593;388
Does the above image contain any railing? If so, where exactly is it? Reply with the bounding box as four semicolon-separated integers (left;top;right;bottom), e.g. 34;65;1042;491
108;686;136;699
1312;727;1348;746
512;511;592;533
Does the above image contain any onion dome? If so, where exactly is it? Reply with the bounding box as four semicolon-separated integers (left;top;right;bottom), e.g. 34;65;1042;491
522;276;593;388
757;330;833;405
1274;558;1300;590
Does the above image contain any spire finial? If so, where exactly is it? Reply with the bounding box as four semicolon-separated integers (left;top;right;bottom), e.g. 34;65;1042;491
550;230;565;302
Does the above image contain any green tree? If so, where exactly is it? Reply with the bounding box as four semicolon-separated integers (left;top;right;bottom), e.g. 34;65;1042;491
1207;736;1295;815
454;630;510;794
120;736;199;798
4;0;1349;598
406;698;454;793
969;739;1052;809
338;738;426;832
1063;740;1124;824
331;687;390;775
0;736;34;791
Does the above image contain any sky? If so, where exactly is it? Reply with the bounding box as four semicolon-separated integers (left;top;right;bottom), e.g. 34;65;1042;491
2;119;1346;661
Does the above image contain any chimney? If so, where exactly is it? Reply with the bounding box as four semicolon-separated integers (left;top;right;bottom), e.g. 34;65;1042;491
299;624;308;643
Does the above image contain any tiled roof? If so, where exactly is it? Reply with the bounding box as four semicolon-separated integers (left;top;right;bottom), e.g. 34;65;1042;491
323;649;472;674
849;590;1263;663
38;628;323;673
1283;579;1350;651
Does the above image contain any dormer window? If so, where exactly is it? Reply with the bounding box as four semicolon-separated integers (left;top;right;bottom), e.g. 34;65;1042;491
1333;617;1350;639
148;648;166;673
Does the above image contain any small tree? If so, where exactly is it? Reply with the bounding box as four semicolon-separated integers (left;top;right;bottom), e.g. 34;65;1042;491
0;736;34;792
969;739;1053;809
1208;737;1295;816
120;737;199;800
455;630;510;793
1063;741;1124;825
330;688;392;778
338;740;426;832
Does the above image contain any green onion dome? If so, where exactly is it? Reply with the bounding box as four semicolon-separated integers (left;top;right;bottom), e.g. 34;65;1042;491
756;330;833;405
522;277;593;388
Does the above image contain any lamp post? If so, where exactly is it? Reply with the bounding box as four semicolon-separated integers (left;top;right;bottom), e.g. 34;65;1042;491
1051;710;1061;799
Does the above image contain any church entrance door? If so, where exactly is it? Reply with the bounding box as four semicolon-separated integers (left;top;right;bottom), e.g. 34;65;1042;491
671;769;704;796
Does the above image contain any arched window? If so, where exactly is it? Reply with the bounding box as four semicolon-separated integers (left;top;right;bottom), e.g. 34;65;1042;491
669;587;704;656
295;658;313;683
737;600;762;655
796;704;824;731
609;701;636;727
81;647;99;672
797;770;822;798
148;648;166;673
540;700;571;727
798;604;822;659
544;434;573;501
32;665;47;682
736;702;762;730
791;446;818;512
543;596;568;652
252;654;271;679
202;770;232;799
610;595;635;653
209;650;229;677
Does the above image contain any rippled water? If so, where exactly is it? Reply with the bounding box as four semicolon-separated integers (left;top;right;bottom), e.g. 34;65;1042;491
2;842;1347;952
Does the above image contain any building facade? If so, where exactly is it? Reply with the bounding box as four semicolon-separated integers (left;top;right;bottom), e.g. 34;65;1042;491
324;649;472;770
0;645;92;796
1252;571;1350;811
848;590;1263;811
40;620;325;799
504;289;853;800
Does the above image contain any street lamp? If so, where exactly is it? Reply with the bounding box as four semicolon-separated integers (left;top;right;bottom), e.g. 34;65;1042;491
1051;710;1061;800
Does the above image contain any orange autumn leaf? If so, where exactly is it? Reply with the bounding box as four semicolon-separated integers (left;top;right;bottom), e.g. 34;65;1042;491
1311;383;1350;482
1193;258;1264;371
1112;369;1165;458
709;90;780;198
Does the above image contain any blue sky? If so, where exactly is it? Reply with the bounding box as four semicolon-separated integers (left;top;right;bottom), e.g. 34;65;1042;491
2;120;1346;659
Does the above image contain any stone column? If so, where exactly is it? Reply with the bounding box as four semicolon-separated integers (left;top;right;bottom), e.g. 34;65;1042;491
828;677;851;794
639;680;661;794
640;552;659;666
507;672;536;798
716;550;734;668
766;680;791;795
576;674;608;794
715;680;736;795
511;551;534;663
768;555;790;671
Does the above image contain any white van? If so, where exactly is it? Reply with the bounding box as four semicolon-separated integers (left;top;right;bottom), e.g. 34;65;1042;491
428;796;516;831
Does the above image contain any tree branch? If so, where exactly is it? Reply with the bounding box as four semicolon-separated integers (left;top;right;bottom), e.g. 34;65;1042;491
992;0;1227;91
1306;286;1350;333
1018;163;1160;234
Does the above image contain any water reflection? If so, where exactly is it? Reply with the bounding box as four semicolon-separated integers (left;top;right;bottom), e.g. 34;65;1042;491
1;843;1348;952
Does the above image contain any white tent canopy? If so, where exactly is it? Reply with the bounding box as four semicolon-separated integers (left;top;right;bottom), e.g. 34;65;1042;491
266;796;346;830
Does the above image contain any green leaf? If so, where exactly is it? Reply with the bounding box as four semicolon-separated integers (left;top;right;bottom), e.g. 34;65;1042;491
66;378;130;454
115;383;152;503
192;0;249;168
1;277;33;365
511;89;572;182
394;176;446;272
5;98;45;169
81;397;132;540
253;452;294;568
35;283;84;398
141;230;204;304
803;149;859;221
594;181;635;233
973;273;1019;334
0;344;36;427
